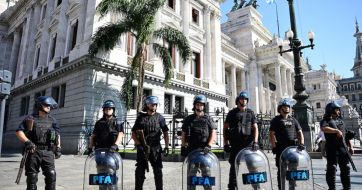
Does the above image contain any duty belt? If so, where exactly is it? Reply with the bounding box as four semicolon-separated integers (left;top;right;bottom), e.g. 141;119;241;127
36;145;51;150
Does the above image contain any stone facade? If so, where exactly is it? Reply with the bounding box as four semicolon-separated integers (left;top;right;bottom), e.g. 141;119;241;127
0;0;301;153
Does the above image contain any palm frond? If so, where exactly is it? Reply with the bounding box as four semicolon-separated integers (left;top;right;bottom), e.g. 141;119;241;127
153;26;191;63
153;44;173;87
121;71;135;110
89;22;128;56
96;0;130;18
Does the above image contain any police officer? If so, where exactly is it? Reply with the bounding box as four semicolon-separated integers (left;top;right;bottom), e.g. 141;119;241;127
132;96;170;190
269;98;304;190
180;95;216;189
89;100;124;153
15;96;61;190
320;102;353;190
223;91;259;190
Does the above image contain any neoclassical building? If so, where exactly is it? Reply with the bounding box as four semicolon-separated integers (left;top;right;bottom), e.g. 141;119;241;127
0;0;301;153
337;20;362;111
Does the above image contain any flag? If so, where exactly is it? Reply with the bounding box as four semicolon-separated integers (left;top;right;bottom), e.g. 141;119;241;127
266;0;274;4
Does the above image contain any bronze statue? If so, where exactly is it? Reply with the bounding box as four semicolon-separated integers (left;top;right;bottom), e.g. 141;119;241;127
232;0;257;12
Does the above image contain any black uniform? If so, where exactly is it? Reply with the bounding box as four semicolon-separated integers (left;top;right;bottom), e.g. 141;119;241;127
225;107;256;190
182;114;216;190
320;117;351;190
92;116;124;149
132;112;169;190
17;113;60;190
270;115;302;190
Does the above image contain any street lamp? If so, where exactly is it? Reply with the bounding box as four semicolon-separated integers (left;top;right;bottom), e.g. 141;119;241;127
277;0;315;151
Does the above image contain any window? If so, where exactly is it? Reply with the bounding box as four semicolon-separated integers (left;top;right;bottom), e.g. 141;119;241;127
40;4;47;21
191;52;201;78
316;102;321;109
70;20;78;51
359;94;362;100
34;46;40;69
313;84;317;90
192;8;199;24
175;96;183;113
127;32;135;56
49;34;57;61
344;85;348;91
168;0;175;10
20;96;30;116
164;94;172;114
345;95;349;101
33;90;46;111
352;94;356;101
351;85;355;91
52;83;66;108
168;46;175;67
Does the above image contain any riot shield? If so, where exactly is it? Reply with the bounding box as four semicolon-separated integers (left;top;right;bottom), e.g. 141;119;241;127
280;146;314;190
83;148;123;190
235;147;272;190
182;149;221;190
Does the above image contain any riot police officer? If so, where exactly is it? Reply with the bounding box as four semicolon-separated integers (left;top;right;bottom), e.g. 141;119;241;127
223;91;259;190
269;98;304;190
181;95;216;190
320;102;354;190
15;96;61;190
132;96;170;190
89;100;124;153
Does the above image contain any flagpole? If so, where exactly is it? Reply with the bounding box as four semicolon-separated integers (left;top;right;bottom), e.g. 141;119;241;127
274;1;281;37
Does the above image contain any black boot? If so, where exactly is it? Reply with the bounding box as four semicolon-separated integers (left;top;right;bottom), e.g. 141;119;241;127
228;163;236;190
26;173;38;190
340;164;351;190
326;164;337;190
44;170;56;190
135;165;146;190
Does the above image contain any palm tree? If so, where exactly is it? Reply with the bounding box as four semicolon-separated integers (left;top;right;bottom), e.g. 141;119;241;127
89;0;191;112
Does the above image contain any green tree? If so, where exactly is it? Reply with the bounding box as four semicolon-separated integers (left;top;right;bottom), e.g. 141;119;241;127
89;0;192;112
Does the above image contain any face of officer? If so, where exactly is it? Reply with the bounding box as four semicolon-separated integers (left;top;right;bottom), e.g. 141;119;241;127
147;103;157;113
103;107;114;117
41;104;51;114
331;108;340;118
238;97;248;107
194;103;205;113
280;105;290;114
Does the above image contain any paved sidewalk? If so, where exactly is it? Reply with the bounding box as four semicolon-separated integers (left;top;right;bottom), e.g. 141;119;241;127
1;152;361;190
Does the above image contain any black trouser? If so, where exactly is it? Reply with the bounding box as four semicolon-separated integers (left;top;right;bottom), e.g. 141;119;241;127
326;148;351;190
228;146;243;190
135;144;163;190
25;149;56;190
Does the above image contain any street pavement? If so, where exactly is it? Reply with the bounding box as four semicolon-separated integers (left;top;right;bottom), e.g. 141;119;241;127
1;152;362;190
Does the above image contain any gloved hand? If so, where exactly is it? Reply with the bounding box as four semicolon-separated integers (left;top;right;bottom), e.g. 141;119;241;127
203;145;211;154
223;144;231;153
110;144;119;152
24;140;36;153
87;147;94;155
251;142;259;151
54;147;61;159
163;147;169;157
297;144;305;151
272;147;277;154
181;146;189;157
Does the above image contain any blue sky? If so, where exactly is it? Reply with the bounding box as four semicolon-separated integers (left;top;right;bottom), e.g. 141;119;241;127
220;0;362;78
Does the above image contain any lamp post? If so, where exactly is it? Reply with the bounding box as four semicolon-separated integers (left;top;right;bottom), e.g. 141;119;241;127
278;0;315;151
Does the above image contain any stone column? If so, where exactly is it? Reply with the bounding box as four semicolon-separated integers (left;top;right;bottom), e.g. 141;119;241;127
203;6;211;81
249;61;259;112
264;68;271;113
25;4;41;73
281;65;287;97
231;64;237;107
212;10;222;84
55;1;69;58
17;18;30;77
258;65;265;113
274;62;282;100
10;30;21;82
182;0;191;73
241;69;246;90
39;0;55;67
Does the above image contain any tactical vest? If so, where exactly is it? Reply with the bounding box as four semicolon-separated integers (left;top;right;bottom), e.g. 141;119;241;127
27;116;55;145
277;117;297;145
324;118;346;148
141;113;162;145
228;109;253;146
185;114;210;150
95;118;120;148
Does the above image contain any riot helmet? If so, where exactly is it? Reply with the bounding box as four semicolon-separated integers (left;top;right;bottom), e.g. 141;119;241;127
325;101;341;116
235;91;249;107
35;96;58;113
277;98;295;113
143;96;159;113
102;100;116;117
193;94;207;112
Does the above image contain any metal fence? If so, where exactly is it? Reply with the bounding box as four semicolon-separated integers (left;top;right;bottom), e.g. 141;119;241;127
78;110;275;155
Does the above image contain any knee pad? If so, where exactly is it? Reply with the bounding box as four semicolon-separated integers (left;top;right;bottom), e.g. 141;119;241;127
340;164;350;173
26;173;38;183
44;170;56;182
